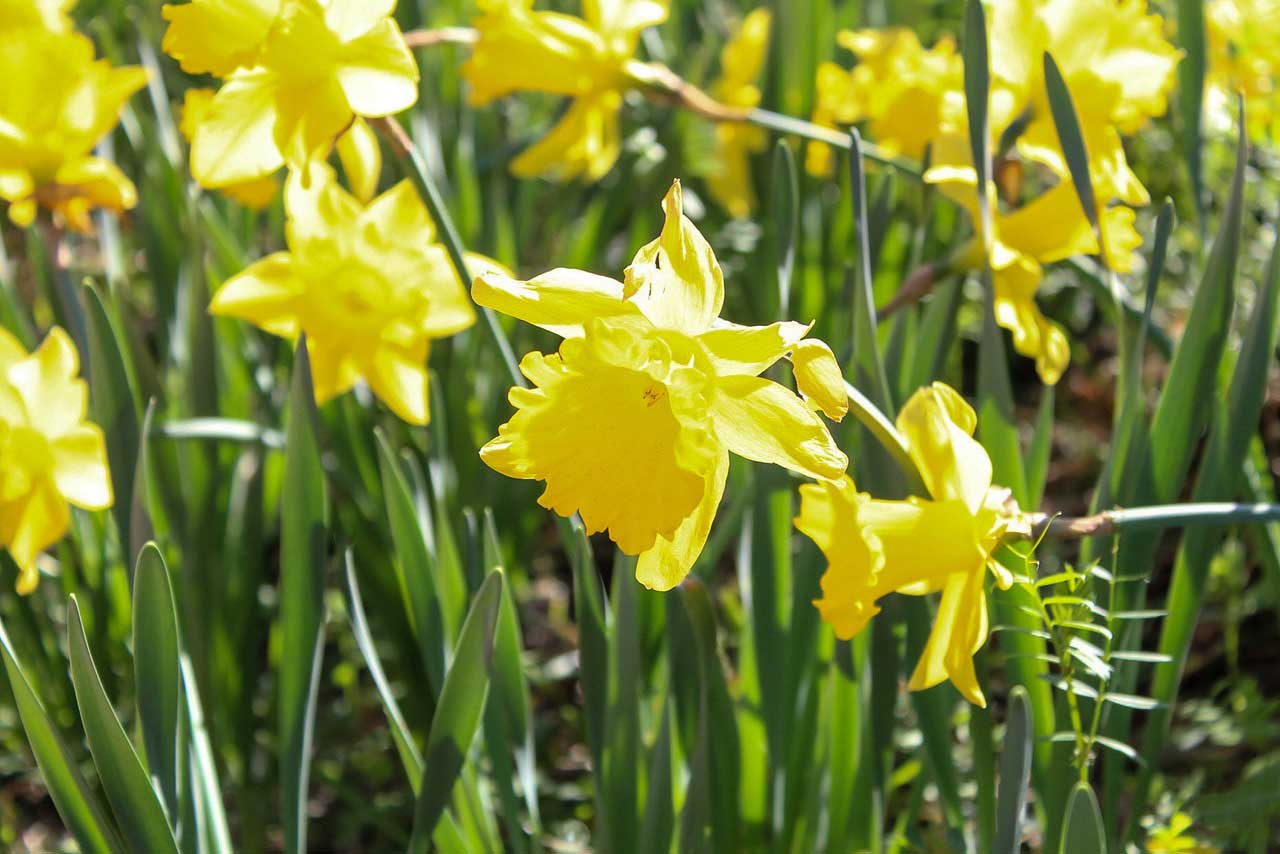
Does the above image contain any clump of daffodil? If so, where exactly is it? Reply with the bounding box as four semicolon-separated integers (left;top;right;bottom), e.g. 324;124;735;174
0;26;146;231
162;0;417;188
0;327;112;595
796;382;1029;706
460;0;668;181
210;162;506;425
475;180;849;589
806;27;963;178
1205;0;1280;144
704;8;770;218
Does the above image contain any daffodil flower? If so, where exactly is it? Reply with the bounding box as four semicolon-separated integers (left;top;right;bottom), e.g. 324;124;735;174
475;180;848;590
162;0;418;188
0;28;146;231
461;0;668;181
1205;0;1280;144
806;27;963;177
210;162;502;424
704;8;770;218
0;0;73;31
0;327;112;595
797;382;1029;707
945;182;1144;385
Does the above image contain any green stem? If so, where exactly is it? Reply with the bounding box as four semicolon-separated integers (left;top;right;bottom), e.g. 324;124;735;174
745;109;923;178
373;117;526;389
842;380;928;496
1032;502;1280;538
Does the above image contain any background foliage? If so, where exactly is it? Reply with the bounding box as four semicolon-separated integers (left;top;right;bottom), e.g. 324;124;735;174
2;0;1279;851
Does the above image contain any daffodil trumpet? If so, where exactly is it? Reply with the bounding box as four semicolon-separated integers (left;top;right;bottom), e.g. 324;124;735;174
476;179;850;591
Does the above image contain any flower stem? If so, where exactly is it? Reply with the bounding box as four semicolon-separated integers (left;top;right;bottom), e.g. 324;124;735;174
1029;502;1280;539
371;116;526;389
745;109;923;178
842;380;929;496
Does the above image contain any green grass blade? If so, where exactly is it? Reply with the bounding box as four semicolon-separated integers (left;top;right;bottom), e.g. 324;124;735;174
1060;783;1106;853
771;140;798;318
178;654;233;854
83;286;141;559
566;520;609;765
279;339;329;854
993;686;1033;854
0;620;124;854
132;544;183;823
1025;387;1055;509
342;550;425;789
409;571;503;850
963;0;991;236
639;699;675;854
602;556;642;854
849;129;894;413
67;598;179;854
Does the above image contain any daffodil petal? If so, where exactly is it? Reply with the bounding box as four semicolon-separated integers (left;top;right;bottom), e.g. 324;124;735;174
51;425;112;510
907;568;989;706
622;180;724;335
209;252;302;338
161;0;280;76
510;91;622;182
6;328;85;438
336;19;419;117
696;320;811;376
5;479;69;594
473;268;637;337
274;77;353;167
790;339;848;421
366;343;431;425
635;447;728;591
323;0;394;41
895;383;992;511
191;71;284;187
335;116;381;203
711;374;847;481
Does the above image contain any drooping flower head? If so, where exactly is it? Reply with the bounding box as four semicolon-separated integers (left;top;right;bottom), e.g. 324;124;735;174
461;0;668;181
1205;0;1280;144
210;162;501;424
806;27;963;177
0;327;112;594
704;7;770;218
796;383;1028;706
162;0;418;188
476;180;849;589
0;27;146;231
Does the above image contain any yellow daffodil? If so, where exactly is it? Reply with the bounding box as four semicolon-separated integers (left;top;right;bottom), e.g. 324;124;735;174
0;0;72;30
1206;0;1280;144
796;382;1028;707
461;0;668;181
475;180;848;590
1146;812;1220;854
210;162;501;424
945;182;1144;385
0;28;146;231
806;28;963;177
162;0;418;188
705;8;770;218
0;327;112;595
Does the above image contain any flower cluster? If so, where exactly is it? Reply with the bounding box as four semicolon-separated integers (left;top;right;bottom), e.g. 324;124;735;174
808;0;1179;384
0;0;146;231
0;328;112;594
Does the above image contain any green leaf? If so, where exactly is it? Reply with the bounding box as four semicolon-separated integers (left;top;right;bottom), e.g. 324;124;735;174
1042;52;1101;238
0;620;124;854
342;551;425;789
67;598;179;854
83;286;141;558
849;129;894;413
132;544;182;823
1059;783;1106;854
1147;120;1247;503
639;699;675;854
409;571;503;850
566;520;609;765
602;556;641;854
994;686;1033;854
1025;386;1055;508
1175;0;1208;223
962;0;991;232
375;429;446;693
278;339;329;854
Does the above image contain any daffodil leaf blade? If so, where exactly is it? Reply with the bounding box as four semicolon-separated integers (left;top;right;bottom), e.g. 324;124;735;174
1059;782;1107;854
131;544;183;824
